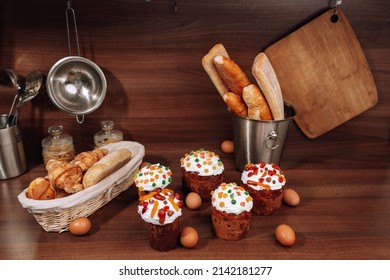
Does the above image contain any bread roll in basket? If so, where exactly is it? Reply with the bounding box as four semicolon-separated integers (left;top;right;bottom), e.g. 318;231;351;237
18;141;145;232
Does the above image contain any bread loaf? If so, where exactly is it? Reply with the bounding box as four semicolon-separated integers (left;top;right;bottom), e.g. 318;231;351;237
202;44;285;121
201;43;230;97
82;148;132;188
242;84;273;120
252;52;284;120
223;92;248;118
213;55;251;96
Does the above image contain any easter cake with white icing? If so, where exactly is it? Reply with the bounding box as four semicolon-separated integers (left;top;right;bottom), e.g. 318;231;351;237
180;149;224;200
241;162;286;215
137;188;183;251
211;182;253;241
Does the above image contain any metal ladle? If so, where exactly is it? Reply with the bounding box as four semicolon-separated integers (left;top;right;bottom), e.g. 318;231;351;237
5;69;23;126
11;71;43;126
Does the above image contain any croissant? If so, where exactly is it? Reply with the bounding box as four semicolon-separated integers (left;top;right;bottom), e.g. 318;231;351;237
71;148;108;172
46;159;83;194
26;177;56;200
55;189;71;198
67;183;84;194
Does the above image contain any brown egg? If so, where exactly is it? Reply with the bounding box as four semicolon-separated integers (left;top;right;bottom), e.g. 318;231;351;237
180;227;199;248
69;217;91;236
283;188;300;206
275;224;296;246
221;140;234;154
185;192;202;210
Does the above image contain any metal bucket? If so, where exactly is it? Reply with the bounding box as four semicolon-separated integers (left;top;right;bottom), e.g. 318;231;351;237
0;114;27;179
231;103;295;171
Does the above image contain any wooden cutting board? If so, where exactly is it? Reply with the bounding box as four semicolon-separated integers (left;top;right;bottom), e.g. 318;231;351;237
265;9;378;138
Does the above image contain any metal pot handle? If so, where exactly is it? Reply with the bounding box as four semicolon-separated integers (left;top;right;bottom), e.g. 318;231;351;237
76;114;84;124
66;0;80;57
67;0;83;125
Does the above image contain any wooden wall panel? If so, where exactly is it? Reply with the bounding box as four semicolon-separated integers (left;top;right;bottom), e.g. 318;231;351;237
0;0;388;167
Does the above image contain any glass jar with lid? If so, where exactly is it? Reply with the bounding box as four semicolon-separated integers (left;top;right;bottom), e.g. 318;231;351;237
42;125;76;164
94;120;123;148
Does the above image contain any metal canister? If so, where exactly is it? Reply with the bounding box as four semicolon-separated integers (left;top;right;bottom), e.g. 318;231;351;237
0;114;27;179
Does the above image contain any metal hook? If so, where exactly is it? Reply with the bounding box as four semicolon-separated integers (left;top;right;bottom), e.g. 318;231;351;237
76;114;85;124
332;0;342;15
174;0;178;12
334;0;343;8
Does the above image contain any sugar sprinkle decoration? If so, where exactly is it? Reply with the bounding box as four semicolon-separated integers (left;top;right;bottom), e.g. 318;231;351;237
138;188;183;225
134;163;172;191
180;149;224;176
241;162;286;191
211;183;253;214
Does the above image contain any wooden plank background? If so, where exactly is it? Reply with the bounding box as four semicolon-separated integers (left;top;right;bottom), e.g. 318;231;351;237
0;0;388;168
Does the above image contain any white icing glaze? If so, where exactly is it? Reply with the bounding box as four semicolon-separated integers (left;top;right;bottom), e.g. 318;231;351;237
137;189;182;225
134;163;172;192
180;149;224;176
241;162;286;191
211;182;253;214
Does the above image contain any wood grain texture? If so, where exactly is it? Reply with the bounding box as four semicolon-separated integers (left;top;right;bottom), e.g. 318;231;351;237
1;143;389;260
265;9;378;138
0;0;389;260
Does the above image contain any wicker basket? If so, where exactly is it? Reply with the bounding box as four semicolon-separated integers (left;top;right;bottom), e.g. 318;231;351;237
18;141;145;233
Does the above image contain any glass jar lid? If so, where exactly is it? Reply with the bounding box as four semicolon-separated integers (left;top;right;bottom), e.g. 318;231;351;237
100;120;114;132
42;125;73;149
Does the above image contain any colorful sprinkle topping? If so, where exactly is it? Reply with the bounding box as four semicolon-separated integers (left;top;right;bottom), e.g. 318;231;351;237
241;162;286;191
134;163;172;191
180;149;224;176
211;183;253;214
137;188;183;225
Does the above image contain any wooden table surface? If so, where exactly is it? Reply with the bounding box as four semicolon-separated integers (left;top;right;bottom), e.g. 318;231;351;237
1;121;389;260
0;0;388;261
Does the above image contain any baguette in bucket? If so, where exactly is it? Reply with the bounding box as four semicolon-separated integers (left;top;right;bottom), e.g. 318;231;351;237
252;52;284;120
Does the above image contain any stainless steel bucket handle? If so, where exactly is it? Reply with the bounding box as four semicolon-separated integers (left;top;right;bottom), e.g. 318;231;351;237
265;130;280;150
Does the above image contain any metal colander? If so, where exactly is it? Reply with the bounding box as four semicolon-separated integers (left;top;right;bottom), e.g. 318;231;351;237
46;0;106;124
